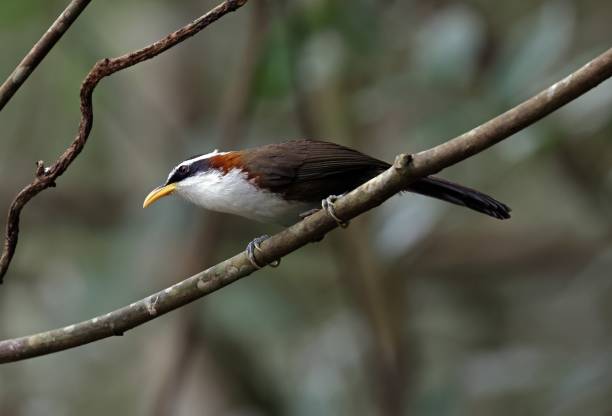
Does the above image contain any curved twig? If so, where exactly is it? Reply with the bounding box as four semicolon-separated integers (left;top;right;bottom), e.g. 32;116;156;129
0;0;93;111
0;47;610;363
0;0;250;283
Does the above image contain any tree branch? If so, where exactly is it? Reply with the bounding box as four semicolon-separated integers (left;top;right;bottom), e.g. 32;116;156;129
0;47;610;364
0;0;250;283
0;0;93;111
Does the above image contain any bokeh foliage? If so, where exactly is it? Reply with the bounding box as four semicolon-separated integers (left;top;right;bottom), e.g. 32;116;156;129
1;0;611;415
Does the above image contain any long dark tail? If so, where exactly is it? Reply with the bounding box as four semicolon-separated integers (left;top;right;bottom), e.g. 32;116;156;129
406;176;511;220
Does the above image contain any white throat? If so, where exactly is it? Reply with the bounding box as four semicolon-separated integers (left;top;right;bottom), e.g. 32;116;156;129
175;168;311;225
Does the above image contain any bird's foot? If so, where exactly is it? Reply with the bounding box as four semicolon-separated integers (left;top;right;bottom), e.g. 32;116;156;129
246;235;281;269
322;195;350;228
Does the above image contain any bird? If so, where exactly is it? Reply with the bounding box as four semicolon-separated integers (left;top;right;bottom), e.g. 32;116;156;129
143;139;510;267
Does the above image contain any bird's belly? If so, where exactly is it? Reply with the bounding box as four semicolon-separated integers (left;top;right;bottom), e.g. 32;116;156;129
233;195;314;226
178;169;315;225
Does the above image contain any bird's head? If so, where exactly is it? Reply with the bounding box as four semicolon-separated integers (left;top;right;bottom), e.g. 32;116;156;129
143;150;237;208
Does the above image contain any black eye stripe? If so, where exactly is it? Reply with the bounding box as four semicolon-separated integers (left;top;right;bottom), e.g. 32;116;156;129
165;158;211;185
192;158;210;172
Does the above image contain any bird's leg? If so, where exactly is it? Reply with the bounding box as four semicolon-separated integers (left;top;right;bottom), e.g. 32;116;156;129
246;235;281;269
298;195;349;241
322;195;350;228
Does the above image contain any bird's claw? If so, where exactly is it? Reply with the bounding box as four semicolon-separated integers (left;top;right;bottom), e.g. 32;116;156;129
246;235;281;269
322;195;349;228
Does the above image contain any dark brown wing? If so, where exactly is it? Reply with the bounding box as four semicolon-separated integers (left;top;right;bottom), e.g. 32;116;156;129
238;139;511;219
239;140;390;202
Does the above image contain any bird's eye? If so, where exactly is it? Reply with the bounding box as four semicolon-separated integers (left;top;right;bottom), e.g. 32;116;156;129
178;165;189;175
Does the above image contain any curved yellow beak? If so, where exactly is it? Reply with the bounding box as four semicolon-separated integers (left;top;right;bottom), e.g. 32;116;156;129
143;183;177;208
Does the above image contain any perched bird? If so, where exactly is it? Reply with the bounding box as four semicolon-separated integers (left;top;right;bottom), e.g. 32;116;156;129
143;139;510;266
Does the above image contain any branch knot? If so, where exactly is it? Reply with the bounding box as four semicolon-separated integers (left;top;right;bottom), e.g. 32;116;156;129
393;153;413;171
35;161;56;186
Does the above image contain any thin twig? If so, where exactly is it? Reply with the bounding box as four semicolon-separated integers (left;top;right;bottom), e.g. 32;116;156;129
0;0;93;111
0;0;250;283
0;47;610;363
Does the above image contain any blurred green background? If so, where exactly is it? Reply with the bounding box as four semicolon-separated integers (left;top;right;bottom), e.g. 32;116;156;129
1;0;612;415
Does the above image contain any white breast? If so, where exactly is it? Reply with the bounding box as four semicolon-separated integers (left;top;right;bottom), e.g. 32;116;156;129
175;168;313;225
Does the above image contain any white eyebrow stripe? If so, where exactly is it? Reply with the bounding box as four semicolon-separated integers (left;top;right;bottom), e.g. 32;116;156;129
166;150;229;183
182;150;228;166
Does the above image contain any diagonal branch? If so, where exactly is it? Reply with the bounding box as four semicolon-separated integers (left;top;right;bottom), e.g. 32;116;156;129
0;47;610;364
0;0;250;283
0;0;93;111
